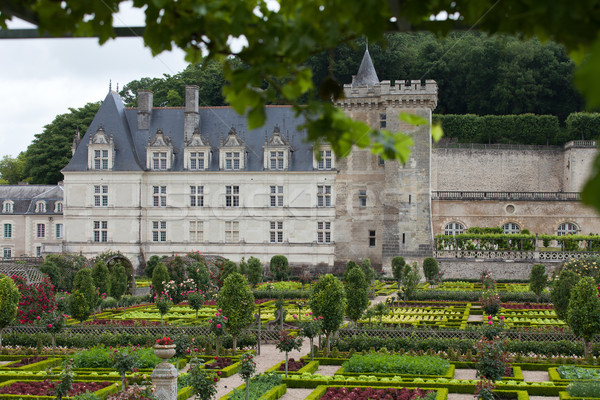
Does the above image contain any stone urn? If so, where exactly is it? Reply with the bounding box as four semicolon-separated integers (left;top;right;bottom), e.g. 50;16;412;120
154;344;176;361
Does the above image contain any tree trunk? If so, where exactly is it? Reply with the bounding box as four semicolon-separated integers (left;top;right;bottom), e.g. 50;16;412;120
195;310;198;320
216;337;220;358
309;338;314;361
285;352;289;377
245;379;250;400
584;338;591;359
52;333;56;359
326;334;331;353
233;335;237;353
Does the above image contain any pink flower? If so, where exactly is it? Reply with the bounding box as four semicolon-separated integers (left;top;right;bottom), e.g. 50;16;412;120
499;316;505;320
48;323;52;328
216;324;221;329
223;316;227;321
208;320;212;323
488;320;493;325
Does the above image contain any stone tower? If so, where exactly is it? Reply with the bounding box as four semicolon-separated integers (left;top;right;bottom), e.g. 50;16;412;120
334;48;438;272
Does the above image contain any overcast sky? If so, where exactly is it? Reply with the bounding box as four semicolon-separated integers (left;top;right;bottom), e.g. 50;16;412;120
0;3;189;160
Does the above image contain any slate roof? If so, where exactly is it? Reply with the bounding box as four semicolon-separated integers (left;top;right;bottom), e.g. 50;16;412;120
0;185;63;215
63;92;316;173
352;48;380;87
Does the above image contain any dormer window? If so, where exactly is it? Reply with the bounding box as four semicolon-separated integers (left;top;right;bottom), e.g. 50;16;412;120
152;152;168;170
35;201;46;213
55;202;63;213
225;152;240;170
94;150;109;170
87;125;114;170
2;201;13;213
263;125;291;171
184;128;211;171
219;127;246;171
146;129;174;171
270;151;284;170
314;147;335;170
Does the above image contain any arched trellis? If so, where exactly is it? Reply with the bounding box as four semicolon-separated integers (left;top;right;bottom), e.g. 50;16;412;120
0;264;46;285
86;252;135;293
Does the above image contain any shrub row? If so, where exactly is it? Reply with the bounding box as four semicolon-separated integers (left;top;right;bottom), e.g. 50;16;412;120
409;290;551;303
331;335;599;357
1;331;257;350
433;113;600;145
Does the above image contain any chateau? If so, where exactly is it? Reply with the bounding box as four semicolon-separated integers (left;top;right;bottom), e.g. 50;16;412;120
1;50;598;273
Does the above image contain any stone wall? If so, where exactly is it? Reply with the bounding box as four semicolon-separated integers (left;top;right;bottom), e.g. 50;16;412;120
438;259;562;280
432;146;563;192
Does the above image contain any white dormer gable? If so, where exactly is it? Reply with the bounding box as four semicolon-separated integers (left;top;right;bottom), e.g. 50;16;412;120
146;129;174;171
87;125;115;170
219;127;246;171
184;127;212;171
263;125;291;171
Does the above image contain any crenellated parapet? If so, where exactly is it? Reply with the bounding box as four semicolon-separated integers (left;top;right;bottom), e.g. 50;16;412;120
337;79;438;110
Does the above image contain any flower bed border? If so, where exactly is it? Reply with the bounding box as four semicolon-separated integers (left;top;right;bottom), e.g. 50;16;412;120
218;383;286;400
0;379;120;400
303;385;449;400
264;360;319;375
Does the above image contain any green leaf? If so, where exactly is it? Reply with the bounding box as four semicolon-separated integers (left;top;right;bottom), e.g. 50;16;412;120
581;152;600;214
399;112;427;126
431;123;443;143
247;105;266;130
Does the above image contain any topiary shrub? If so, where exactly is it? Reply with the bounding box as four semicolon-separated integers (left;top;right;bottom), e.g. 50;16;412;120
270;255;289;281
529;264;548;301
345;267;369;327
423;257;439;284
151;263;170;296
391;256;406;289
247;257;263;287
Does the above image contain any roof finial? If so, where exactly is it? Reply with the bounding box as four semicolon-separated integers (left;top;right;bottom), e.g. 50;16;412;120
366;37;369;50
109;80;112;92
116;82;119;92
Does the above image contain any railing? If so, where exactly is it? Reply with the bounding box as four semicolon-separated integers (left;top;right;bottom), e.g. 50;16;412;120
0;257;43;265
434;249;598;261
432;191;581;201
7;324;595;345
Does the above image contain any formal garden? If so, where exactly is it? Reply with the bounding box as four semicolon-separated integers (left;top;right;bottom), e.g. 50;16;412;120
0;251;600;400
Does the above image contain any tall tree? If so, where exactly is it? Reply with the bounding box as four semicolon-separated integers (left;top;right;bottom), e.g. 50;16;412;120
217;272;255;351
0;153;27;184
24;102;100;184
309;274;346;351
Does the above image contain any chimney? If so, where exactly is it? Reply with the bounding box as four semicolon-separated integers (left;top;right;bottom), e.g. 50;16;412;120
184;85;200;142
137;90;153;130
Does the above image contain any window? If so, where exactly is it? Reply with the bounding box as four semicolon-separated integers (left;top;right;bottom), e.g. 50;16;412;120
502;222;521;234
225;185;240;207
380;113;387;128
359;190;367;207
225;152;241;170
2;202;12;213
270;221;284;243
55;223;63;239
55;202;63;213
36;246;42;257
317;221;331;244
444;222;465;236
152;221;167;242
318;150;333;170
3;224;11;239
190;221;204;242
35;201;46;213
190;152;205;170
190;186;204;207
153;186;167;207
369;230;376;247
557;222;578;236
317;185;332;207
225;221;239;242
152;152;168;170
94;149;109;170
3;248;11;259
270;185;283;207
94;185;108;207
93;220;108;242
269;151;285;170
36;223;45;238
